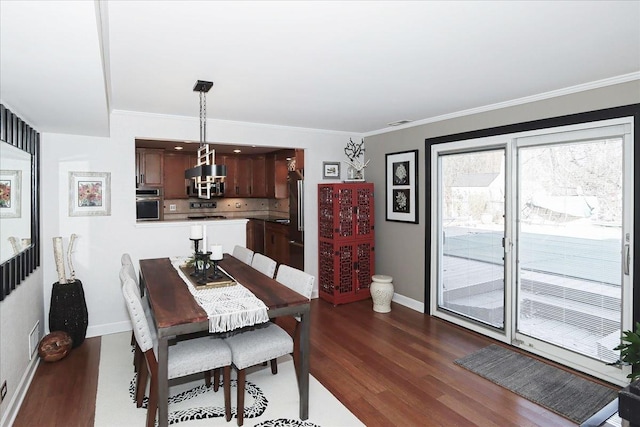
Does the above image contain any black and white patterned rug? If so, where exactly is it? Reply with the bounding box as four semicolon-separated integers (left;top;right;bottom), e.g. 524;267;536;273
95;332;362;427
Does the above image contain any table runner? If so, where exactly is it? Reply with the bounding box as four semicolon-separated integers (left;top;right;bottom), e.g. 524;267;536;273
170;257;269;333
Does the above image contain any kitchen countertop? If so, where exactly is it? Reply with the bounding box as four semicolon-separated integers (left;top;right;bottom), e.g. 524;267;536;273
247;215;290;224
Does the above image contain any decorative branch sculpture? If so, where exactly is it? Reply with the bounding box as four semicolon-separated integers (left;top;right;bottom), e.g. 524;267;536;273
344;138;365;162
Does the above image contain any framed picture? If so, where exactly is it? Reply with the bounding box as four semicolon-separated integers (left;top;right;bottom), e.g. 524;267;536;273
0;170;22;218
322;161;341;179
386;150;418;223
69;171;111;216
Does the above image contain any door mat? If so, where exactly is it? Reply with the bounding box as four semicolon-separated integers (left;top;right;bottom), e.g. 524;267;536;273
454;344;619;424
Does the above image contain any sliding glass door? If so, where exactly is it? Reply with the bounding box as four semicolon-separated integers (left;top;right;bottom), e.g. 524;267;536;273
431;118;634;385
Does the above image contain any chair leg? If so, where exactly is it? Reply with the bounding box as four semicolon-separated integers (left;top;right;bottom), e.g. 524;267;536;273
212;368;220;391
223;366;231;422
270;358;278;375
237;369;245;426
136;361;148;408
146;370;158;427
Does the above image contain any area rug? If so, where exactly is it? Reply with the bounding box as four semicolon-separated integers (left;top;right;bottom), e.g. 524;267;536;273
454;344;619;424
95;332;363;427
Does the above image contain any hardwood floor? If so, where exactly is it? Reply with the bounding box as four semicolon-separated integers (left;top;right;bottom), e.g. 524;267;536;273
13;298;617;426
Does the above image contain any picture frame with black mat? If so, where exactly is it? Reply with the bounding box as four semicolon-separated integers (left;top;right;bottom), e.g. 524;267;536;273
385;149;418;223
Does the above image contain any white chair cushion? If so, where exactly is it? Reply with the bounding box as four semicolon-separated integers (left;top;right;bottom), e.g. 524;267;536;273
232;245;254;265
166;336;232;379
224;323;293;370
251;253;277;278
121;253;139;285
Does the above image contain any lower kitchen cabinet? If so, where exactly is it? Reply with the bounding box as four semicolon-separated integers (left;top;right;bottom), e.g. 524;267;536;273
246;219;265;254
265;222;289;266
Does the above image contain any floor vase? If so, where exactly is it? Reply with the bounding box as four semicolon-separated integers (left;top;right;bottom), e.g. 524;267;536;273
49;280;88;348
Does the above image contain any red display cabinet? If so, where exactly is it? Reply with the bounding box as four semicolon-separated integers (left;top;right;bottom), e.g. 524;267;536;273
318;183;374;305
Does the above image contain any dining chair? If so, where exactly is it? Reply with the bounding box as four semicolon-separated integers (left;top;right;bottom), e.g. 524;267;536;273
119;260;144;376
232;245;254;265
274;265;315;372
223;322;293;426
121;253;138;285
121;275;232;427
250;253;277;278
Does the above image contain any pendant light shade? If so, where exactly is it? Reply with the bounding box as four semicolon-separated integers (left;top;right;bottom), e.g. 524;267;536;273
185;80;227;199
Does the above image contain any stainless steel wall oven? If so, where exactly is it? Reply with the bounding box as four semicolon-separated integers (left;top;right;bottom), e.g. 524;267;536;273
136;187;163;221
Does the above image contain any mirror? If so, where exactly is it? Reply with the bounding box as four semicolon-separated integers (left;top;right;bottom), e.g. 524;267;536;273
0;104;40;301
0;142;31;263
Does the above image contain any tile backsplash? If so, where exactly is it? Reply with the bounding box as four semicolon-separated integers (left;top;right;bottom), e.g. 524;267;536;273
163;197;289;221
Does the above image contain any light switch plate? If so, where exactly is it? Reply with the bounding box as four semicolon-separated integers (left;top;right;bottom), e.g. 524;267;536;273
169;204;176;211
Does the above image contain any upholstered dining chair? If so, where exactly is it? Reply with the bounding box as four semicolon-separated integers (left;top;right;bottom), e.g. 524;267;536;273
121;275;232;427
250;253;277;278
223;323;294;426
273;265;315;371
232;245;254;265
121;253;138;285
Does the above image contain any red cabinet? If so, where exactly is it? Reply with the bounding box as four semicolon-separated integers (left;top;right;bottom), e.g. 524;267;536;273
318;183;374;305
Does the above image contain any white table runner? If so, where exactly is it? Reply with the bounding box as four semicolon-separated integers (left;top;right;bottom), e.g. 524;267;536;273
170;257;269;333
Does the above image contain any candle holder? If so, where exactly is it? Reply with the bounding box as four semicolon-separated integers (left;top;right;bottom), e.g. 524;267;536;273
195;252;212;284
190;238;203;278
208;259;223;280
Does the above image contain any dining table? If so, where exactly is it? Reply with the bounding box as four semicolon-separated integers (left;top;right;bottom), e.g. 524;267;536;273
139;254;311;427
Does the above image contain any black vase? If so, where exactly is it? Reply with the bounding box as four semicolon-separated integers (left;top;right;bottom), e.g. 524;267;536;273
49;280;88;348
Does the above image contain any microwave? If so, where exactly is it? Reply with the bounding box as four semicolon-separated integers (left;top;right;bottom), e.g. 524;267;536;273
136;188;163;221
187;180;225;198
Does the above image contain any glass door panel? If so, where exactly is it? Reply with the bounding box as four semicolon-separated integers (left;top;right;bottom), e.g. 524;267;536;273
438;149;506;329
517;138;624;364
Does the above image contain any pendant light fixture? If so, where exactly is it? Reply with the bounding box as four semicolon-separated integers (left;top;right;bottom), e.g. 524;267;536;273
184;80;227;199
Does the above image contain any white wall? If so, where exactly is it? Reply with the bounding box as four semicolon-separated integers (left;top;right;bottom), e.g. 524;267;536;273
0;269;43;426
41;110;358;337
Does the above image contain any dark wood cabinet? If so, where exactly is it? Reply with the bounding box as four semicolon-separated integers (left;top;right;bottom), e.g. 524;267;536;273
266;152;289;199
246;219;265;253
318;183;374;305
251;155;267;197
136;148;164;187
265;222;289;266
163;153;190;199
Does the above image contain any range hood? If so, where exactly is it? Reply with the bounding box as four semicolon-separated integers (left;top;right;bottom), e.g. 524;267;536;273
185;80;227;199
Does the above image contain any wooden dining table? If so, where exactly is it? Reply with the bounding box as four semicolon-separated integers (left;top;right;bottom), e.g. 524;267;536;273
139;254;311;427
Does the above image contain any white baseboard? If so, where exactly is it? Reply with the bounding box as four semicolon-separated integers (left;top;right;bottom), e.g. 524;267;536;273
392;293;424;313
86;320;131;339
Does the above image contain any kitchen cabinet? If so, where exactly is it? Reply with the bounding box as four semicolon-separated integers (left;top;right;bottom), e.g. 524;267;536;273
136;148;164;187
318;183;374;305
266;152;289;199
163;153;191;199
246;219;265;253
251;155;268;197
265;222;289;266
222;155;269;198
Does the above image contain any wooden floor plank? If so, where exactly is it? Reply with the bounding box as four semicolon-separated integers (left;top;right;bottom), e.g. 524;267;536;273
12;298;616;426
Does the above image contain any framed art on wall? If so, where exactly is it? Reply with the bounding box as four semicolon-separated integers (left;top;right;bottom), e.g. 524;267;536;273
0;170;21;218
385;150;418;223
322;161;341;179
69;171;111;216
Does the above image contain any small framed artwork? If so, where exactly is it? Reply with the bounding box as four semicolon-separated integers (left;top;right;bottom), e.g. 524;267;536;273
386;150;418;223
0;170;22;218
69;171;111;217
322;161;341;179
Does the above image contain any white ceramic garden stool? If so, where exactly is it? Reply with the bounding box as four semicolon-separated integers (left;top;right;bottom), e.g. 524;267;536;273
370;275;394;313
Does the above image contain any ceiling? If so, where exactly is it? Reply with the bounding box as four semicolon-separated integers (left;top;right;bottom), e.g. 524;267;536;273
1;1;639;137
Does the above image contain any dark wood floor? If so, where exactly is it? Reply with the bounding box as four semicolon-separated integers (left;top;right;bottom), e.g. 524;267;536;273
14;298;617;426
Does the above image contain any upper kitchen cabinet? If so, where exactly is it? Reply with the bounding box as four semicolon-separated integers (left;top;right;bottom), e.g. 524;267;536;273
136;148;164;187
223;154;268;198
163;153;191;199
267;150;291;199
